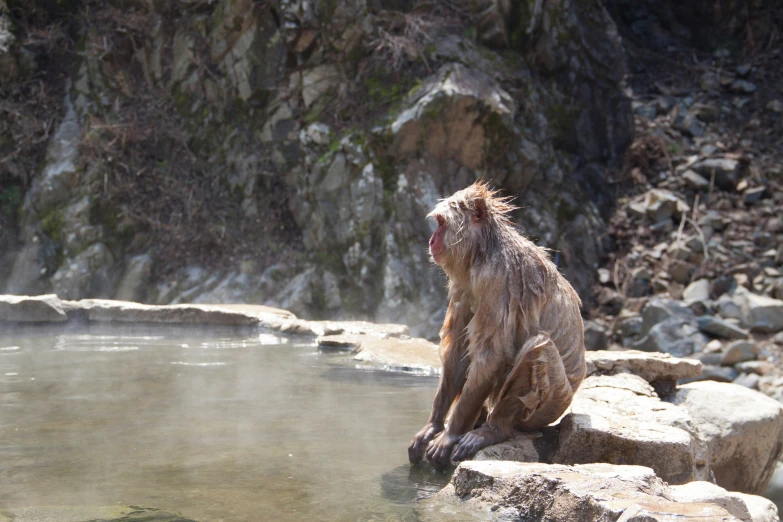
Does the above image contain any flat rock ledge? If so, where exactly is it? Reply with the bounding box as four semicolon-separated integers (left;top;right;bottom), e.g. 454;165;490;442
418;461;778;522
586;349;702;383
0;294;408;337
0;294;67;322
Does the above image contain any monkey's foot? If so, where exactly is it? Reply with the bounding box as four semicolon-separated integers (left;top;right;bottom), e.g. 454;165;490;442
451;425;508;462
425;431;460;471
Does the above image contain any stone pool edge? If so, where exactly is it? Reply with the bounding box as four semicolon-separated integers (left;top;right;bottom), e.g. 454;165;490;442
0;294;443;376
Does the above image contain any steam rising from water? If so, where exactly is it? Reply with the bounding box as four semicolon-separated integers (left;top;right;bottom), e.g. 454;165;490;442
0;325;444;521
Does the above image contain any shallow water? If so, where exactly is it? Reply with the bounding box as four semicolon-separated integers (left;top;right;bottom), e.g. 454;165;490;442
0;324;451;521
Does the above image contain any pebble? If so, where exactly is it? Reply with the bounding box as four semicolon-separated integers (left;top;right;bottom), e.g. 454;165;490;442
683;279;710;303
683;364;738;384
735;63;752;77
733;372;760;389
697;316;750;340
743;186;766;204
729;79;756;93
720;340;758;366
682;170;710;190
735;360;774;376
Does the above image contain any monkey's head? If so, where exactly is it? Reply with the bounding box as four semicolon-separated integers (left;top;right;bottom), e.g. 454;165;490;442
427;181;515;273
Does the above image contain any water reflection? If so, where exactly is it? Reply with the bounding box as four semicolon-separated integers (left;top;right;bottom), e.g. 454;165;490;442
0;325;443;521
381;464;451;505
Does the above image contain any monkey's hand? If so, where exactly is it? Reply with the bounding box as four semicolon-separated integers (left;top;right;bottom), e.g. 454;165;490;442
408;422;443;464
425;431;460;471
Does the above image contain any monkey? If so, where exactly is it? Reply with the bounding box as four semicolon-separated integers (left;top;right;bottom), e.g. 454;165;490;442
408;181;586;470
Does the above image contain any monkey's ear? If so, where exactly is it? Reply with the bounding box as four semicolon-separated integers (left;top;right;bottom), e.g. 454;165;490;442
472;198;488;224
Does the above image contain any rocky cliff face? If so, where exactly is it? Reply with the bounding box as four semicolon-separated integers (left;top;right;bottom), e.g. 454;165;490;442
0;0;632;335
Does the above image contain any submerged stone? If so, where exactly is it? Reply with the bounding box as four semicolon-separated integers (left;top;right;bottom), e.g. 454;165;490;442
5;505;196;522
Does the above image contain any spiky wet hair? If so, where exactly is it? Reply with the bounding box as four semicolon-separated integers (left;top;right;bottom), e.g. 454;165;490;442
428;180;516;225
427;180;519;275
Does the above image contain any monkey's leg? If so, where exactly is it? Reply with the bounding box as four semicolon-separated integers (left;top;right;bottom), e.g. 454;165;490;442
451;334;573;461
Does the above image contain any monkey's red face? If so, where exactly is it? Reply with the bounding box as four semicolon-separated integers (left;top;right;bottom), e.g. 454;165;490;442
429;215;447;265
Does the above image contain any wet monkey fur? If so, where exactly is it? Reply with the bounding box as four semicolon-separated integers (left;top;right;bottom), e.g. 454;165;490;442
408;181;586;470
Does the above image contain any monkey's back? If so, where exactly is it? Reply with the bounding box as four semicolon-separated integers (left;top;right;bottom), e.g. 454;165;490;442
500;232;586;391
538;273;586;391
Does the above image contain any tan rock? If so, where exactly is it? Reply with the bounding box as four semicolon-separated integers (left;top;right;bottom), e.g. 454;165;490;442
554;373;710;484
420;461;740;522
585;349;702;382
354;337;440;375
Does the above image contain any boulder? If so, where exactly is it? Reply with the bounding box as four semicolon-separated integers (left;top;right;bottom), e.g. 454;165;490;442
732;492;780;522
669;381;783;494
666;481;765;520
420;461;740;522
0;294;67;322
554;373;711;484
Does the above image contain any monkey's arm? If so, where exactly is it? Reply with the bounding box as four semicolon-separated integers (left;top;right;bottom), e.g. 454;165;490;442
424;364;495;470
407;342;468;462
408;300;471;464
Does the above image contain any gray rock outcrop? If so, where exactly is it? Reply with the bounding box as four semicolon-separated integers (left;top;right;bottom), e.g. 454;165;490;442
419;461;763;522
0;0;632;332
